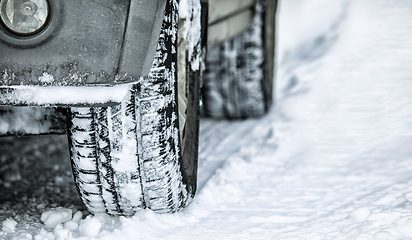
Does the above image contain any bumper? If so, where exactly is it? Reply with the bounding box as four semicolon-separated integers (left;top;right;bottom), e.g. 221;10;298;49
0;0;166;87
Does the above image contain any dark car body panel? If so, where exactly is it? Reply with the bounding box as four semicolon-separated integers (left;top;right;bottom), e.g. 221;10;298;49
0;0;166;88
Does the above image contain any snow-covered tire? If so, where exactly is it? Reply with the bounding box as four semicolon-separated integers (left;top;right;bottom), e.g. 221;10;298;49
67;0;201;215
202;0;277;119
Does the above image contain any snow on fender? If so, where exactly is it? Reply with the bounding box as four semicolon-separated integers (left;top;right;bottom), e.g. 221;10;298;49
40;208;72;229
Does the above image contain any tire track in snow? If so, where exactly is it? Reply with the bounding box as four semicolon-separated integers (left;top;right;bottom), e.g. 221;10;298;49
197;112;281;191
196;0;352;207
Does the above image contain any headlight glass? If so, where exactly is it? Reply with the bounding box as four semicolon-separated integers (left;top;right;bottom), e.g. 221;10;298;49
0;0;49;35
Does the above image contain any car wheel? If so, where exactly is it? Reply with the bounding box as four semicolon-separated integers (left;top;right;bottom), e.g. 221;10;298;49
202;0;277;119
67;0;201;215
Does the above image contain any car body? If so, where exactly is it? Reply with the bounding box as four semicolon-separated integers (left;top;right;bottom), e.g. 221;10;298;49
0;0;262;107
0;0;166;107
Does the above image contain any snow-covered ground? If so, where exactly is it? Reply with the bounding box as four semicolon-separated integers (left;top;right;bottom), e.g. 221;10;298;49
1;0;412;239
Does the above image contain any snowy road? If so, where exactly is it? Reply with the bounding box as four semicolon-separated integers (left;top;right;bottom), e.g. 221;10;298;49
2;0;412;239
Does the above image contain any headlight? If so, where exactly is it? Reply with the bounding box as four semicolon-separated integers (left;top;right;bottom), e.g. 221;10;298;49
0;0;49;35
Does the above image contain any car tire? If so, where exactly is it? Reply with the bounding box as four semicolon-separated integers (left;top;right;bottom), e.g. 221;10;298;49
202;0;277;119
67;0;201;215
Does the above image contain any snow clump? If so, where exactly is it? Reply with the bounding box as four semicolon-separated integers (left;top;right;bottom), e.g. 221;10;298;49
78;216;102;237
53;224;72;239
40;208;72;228
38;72;54;83
64;211;83;231
2;218;17;233
34;229;54;240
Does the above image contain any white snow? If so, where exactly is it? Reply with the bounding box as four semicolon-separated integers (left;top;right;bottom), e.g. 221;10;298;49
72;211;83;223
0;107;57;135
13;233;33;240
348;207;371;222
40;208;73;229
179;0;202;71
78;216;102;238
1;0;412;239
34;229;54;240
64;221;79;232
0;83;133;106
38;73;54;84
53;224;72;239
2;218;17;233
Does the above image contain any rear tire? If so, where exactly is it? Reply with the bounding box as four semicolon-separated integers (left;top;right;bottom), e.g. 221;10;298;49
202;0;277;119
67;0;201;215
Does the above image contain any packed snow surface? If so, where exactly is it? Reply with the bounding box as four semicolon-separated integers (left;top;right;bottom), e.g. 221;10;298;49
1;0;412;239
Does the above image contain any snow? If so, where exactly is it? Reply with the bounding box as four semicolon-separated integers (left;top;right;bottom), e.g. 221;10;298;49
348;207;371;222
53;225;72;239
2;219;17;233
34;229;54;240
0;84;132;106
1;0;412;239
78;217;102;238
179;0;202;71
64;221;79;232
40;208;72;229
71;212;83;223
0;107;57;135
38;73;54;84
